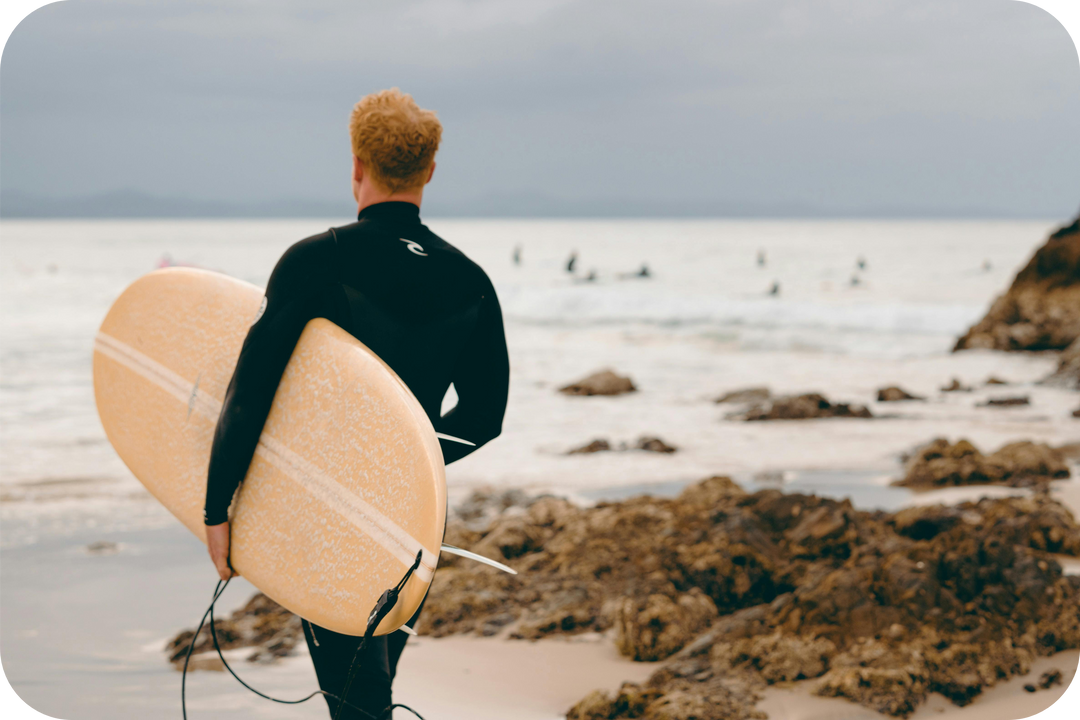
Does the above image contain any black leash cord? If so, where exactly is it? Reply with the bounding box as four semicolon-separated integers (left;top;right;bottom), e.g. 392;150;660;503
181;554;426;720
332;551;424;720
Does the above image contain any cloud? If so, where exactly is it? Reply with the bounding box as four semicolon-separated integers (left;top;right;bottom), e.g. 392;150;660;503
2;0;1077;216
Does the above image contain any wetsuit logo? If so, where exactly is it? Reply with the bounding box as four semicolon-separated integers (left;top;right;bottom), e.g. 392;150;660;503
253;296;268;323
399;238;427;256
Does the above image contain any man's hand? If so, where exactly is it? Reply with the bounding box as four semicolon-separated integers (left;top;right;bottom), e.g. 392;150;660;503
206;521;235;582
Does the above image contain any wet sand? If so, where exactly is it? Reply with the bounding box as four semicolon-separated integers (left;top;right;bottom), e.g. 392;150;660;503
0;522;652;719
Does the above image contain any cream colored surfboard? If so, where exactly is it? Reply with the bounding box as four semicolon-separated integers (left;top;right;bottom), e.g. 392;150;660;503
92;267;445;636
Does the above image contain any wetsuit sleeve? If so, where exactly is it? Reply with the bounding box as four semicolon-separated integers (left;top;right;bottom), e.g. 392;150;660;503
203;237;330;525
435;282;510;464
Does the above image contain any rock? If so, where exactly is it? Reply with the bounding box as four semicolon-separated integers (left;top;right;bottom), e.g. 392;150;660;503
955;216;1080;352
635;437;677;454
894;438;1070;490
566;680;765;720
1074;405;1080;418
877;387;924;402
166;592;302;668
1039;668;1063;689
985;376;1009;385
614;590;718;661
711;632;836;683
568;437;677;454
715;387;771;404
569;439;612;454
978;396;1030;407
560;369;637;396
453;487;533;529
891;506;961;540
472;515;549;560
940;378;972;392
424;476;1080;718
814;640;929;717
740;393;872;421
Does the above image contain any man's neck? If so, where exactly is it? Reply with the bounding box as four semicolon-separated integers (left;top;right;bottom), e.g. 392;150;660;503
355;185;424;215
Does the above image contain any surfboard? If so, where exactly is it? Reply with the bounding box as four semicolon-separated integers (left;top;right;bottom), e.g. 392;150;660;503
92;267;446;636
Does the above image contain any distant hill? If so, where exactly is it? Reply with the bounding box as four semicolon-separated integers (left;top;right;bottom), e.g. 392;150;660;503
0;189;350;219
0;188;1047;220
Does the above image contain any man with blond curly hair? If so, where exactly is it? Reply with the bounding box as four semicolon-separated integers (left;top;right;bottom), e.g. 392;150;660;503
202;89;510;718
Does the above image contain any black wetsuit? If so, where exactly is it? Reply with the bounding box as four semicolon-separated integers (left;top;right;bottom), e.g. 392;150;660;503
203;201;510;718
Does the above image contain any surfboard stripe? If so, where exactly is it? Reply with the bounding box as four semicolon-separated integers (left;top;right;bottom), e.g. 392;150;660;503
256;436;437;580
93;331;437;580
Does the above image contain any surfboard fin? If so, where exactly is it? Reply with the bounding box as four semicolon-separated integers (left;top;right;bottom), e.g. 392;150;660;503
440;544;518;575
435;433;475;446
397;624;418;636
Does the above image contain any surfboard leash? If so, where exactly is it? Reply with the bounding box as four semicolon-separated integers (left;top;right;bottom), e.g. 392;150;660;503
180;551;426;720
331;549;424;720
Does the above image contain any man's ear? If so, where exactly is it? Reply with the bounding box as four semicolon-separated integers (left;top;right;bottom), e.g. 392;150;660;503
353;155;365;183
425;161;436;185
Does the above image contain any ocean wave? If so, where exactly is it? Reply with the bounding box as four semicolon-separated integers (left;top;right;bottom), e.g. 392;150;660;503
497;284;982;337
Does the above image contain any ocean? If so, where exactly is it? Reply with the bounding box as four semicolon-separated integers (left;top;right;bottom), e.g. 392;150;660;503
1;217;1076;546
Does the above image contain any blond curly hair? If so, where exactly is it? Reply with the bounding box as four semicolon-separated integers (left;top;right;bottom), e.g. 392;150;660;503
349;88;442;194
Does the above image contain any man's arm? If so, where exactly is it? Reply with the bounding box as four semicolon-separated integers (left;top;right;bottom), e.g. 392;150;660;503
204;237;329;527
435;283;510;464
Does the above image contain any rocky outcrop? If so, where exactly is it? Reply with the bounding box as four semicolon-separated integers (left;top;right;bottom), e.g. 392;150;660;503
613;589;718;661
893;438;1070;490
978;396;1030;407
635;437;677;453
560;369;637;396
567;437;678;454
452;487;534;530
567;679;765;720
955;216;1080;351
165;592;301;668
715;387;771;404
738;393;872;421
1024;669;1064;693
421;476;1080;718
569;439;612;454
877;387;923;402
940;378;972;392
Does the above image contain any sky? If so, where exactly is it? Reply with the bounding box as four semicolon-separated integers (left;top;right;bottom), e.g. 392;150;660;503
1;0;1079;217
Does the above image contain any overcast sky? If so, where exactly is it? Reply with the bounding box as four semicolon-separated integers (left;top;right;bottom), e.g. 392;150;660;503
1;0;1078;217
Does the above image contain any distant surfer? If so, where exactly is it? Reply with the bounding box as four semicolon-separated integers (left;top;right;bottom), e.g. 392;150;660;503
768;281;780;296
512;244;521;265
617;263;651;279
757;249;766;267
566;250;578;273
203;88;510;719
856;255;867;270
